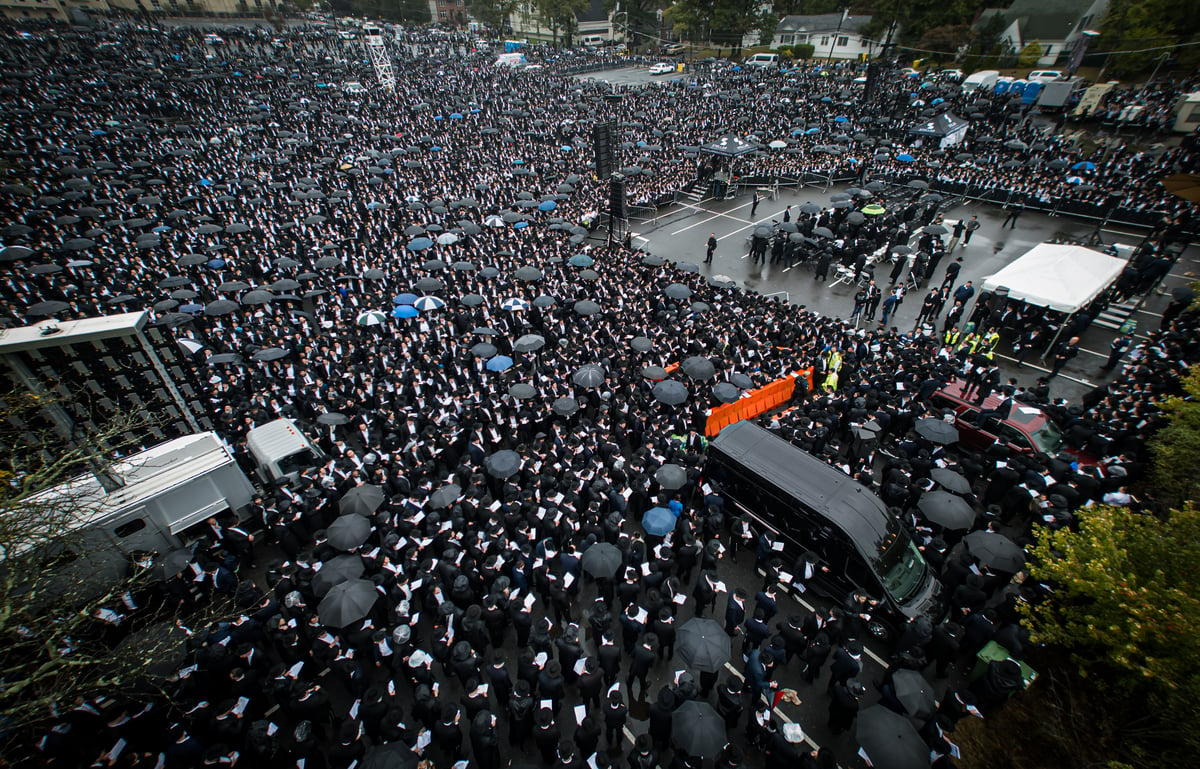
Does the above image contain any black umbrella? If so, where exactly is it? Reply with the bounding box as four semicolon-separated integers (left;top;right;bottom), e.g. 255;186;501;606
312;554;365;597
471;342;498;358
207;353;243;365
676;617;729;673
729;373;754;390
513;266;542;281
631;336;654;353
573;364;606;388
655;463;688;491
251;347;288;362
581;542;622;578
917;491;976;531
153;548;195;581
914;418;958;445
508;383;538;400
653;380;689;405
642;365;669;380
428;484;463;510
552;396;579;416
892;669;937;719
317;578;379;628
317;412;350;426
26;300;70;317
359;742;418;769
242;289;274;306
681;356;716;381
712;382;740;403
513;334;545;353
964;530;1026;572
574;300;601;316
325;515;372;551
485;450;522;479
205;299;240;316
930;468;972;495
671;701;727;758
664;283;693;300
415;277;443;292
856;705;931;769
338;484;385;517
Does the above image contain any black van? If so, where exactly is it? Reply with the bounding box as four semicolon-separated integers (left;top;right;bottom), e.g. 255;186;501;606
705;421;943;640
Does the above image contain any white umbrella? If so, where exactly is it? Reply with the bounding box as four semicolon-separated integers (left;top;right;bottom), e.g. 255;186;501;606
768;140;788;149
176;338;204;354
356;310;388;326
436;232;459;245
484;214;504;227
501;297;529;311
413;296;446;311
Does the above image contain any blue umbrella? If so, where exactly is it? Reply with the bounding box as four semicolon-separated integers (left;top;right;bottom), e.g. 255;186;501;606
392;305;418;318
513;221;528;229
805;127;821;134
486;355;514;372
407;237;434;251
207;258;226;269
434;115;444;121
393;293;418;305
834;115;848;123
538;200;557;212
896;154;916;162
568;254;594;267
449;112;463;119
642;506;678;537
178;303;204;314
1072;161;1096;171
561;145;574;152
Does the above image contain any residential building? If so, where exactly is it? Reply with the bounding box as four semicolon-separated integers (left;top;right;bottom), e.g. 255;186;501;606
976;0;1109;66
508;0;613;43
771;13;877;60
428;0;466;25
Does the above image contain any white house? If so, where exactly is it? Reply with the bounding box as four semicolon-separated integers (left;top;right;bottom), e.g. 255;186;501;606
976;0;1109;67
508;0;614;43
771;13;877;60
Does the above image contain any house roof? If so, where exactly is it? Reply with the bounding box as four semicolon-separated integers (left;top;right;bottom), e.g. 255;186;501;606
777;14;872;36
975;0;1098;41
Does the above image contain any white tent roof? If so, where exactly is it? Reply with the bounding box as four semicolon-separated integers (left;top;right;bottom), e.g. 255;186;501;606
982;243;1128;314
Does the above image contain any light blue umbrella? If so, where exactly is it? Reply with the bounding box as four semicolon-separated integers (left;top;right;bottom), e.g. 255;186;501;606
392;305;418;318
393;293;418;305
896;154;916;162
538;200;557;212
1071;161;1096;171
642;506;678;537
449;112;464;119
485;355;513;372
568;254;594;267
206;259;226;269
407;237;434;251
561;145;573;152
513;221;528;229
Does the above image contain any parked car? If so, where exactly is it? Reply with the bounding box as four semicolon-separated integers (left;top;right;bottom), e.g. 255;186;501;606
929;382;1099;466
662;42;685;55
649;62;675;75
1028;69;1064;84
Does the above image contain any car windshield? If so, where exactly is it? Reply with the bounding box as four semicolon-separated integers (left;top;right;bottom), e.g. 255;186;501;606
872;526;927;603
1030;420;1065;455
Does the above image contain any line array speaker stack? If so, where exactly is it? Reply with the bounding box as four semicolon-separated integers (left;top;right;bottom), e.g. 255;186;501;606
593;121;616;179
609;173;627;220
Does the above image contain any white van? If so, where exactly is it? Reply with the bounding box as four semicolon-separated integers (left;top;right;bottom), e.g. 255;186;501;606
494;52;526;68
581;34;606;48
962;69;1000;94
1028;70;1063;84
245;419;325;487
745;53;780;69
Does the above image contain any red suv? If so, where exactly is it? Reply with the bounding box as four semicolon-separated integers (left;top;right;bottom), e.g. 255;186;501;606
929;382;1097;466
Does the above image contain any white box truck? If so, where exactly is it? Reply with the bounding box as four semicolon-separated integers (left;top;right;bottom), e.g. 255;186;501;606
245;418;325;487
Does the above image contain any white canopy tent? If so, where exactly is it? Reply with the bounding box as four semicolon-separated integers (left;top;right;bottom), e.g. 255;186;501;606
982;243;1128;314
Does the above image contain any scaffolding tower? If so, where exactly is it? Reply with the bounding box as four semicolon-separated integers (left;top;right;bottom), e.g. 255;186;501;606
362;25;396;92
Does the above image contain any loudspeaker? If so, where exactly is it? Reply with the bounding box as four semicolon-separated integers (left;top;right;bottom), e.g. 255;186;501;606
593;122;615;179
609;173;627;219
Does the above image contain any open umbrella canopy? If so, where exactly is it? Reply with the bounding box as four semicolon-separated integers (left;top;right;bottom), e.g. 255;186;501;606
917;490;976;530
857;705;931;769
681;356;716;381
655;463;688;490
677;617;731;673
513;334;545;353
317;412;350;425
428;483;463;510
931;467;972;495
574;300;601;316
317;578;379;628
581;542;622;578
486;355;514;372
325;514;372;551
513;266;542;281
568;253;594;267
508;383;538;400
914;418;958;444
964;530;1026;572
729;373;755;390
653;380;688;405
573;364;606;388
471;342;498;358
712;382;741;403
664;283;693;300
359;742;418;769
485;450;522;478
338;484;385;517
312;554;365;597
251;347;289;362
671;701;728;758
642;506;678;537
552;396;579;416
892;669;937;719
631;336;654;352
205;299;239;316
357;310;388;326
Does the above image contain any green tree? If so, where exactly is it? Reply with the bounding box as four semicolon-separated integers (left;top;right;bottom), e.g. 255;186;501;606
1018;39;1043;68
468;0;519;31
533;0;589;45
1151;366;1200;506
1022;501;1200;762
917;24;972;58
1098;0;1200;75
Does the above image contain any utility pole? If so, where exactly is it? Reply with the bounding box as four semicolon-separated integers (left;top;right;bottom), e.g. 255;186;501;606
827;7;849;61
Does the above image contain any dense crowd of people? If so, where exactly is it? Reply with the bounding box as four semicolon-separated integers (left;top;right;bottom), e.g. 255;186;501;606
1;15;1198;769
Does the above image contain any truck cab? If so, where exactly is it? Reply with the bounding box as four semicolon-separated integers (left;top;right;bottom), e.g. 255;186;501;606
245;419;325;487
